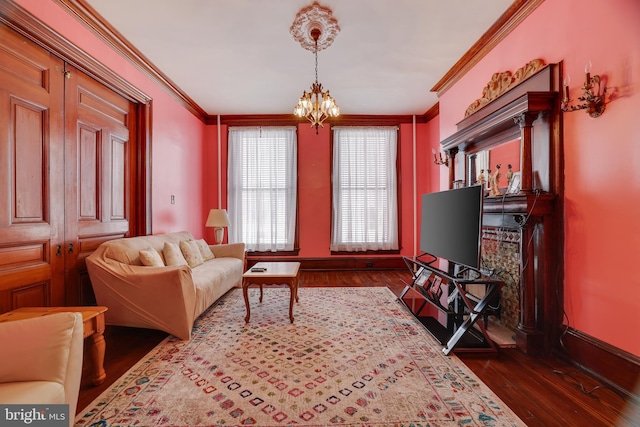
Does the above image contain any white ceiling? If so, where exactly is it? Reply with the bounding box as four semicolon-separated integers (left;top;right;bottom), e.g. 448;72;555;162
84;0;514;116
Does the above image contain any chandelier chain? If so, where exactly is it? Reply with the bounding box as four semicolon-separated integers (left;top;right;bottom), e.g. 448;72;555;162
315;40;319;84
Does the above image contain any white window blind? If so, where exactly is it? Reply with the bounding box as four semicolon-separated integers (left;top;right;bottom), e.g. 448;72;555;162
331;126;399;252
227;127;297;251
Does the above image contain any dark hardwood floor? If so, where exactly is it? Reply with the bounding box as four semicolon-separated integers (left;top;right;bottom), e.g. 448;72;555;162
77;270;639;426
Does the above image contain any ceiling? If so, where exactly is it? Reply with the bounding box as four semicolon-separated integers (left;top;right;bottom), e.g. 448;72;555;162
83;0;515;117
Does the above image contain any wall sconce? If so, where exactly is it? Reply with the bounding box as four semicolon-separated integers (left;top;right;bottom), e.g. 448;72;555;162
561;61;607;118
432;148;449;167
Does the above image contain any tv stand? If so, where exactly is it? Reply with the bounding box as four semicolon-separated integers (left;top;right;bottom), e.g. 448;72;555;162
399;256;504;355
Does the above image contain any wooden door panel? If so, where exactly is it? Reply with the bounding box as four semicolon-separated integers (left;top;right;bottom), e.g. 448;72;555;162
13;101;45;222
0;23;65;313
65;65;134;305
78;124;100;220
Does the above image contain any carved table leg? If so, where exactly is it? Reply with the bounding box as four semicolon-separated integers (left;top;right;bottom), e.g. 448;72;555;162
243;280;251;323
88;331;106;385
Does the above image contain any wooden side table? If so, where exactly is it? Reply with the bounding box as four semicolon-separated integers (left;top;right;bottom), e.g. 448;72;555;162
242;262;300;323
0;306;108;386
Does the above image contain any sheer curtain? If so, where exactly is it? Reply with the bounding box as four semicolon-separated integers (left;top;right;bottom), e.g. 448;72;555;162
331;126;398;252
227;127;297;251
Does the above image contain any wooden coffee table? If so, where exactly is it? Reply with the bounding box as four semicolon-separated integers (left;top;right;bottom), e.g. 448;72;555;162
0;306;108;386
242;262;300;323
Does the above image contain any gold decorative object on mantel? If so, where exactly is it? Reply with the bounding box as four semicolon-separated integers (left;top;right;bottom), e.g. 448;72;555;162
465;59;546;117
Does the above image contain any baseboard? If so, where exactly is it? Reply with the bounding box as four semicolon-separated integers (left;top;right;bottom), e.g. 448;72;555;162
557;326;640;401
246;256;406;271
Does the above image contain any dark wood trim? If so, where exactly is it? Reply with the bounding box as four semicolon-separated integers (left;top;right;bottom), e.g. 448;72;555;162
216;114;426;127
214;115;301;127
423;102;439;122
0;0;150;105
431;0;544;97
136;101;153;235
557;326;640;401
246;256;406;271
53;0;207;122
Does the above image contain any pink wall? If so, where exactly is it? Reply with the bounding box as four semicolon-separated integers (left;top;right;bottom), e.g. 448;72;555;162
438;0;640;356
16;0;209;238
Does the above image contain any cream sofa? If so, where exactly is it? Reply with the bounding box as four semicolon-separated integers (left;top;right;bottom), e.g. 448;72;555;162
0;312;84;427
86;231;245;340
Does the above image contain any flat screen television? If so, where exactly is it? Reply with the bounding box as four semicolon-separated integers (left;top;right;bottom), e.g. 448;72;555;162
419;185;483;270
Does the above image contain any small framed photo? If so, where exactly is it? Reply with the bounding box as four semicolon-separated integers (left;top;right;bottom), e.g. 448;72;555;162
507;172;521;194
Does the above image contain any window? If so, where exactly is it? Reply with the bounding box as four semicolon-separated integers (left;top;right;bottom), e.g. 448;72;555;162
331;126;399;252
228;127;297;252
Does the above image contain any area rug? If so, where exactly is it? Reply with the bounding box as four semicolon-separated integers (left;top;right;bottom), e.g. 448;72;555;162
75;287;526;426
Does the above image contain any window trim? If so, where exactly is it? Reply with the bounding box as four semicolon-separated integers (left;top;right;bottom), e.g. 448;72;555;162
227;126;300;254
329;126;402;253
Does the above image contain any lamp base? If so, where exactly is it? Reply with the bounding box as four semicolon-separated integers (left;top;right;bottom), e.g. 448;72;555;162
214;227;225;245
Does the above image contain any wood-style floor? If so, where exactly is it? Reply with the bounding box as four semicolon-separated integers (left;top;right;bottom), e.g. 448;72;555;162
77;270;639;426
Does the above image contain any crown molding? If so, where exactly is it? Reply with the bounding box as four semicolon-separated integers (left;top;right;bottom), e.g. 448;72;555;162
423;103;439;122
214;114;428;127
53;0;208;122
430;0;544;97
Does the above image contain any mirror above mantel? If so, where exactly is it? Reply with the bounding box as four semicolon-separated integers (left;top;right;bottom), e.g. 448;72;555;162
440;59;561;198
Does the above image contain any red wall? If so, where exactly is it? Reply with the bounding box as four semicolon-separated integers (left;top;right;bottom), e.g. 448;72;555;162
438;0;640;356
213;122;429;259
16;0;209;238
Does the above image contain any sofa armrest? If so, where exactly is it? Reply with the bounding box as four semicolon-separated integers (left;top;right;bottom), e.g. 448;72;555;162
86;247;197;340
210;242;245;261
0;312;84;420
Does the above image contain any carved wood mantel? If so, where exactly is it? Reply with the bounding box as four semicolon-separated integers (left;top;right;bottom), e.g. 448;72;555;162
440;62;563;355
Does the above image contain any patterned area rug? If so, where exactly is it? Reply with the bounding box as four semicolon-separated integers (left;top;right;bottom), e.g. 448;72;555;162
76;287;526;426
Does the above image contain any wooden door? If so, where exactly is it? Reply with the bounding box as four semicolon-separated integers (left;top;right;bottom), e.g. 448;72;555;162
64;65;135;305
0;23;138;310
0;23;66;311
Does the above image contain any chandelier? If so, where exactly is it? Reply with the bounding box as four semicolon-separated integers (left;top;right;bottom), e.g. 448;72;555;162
291;3;340;133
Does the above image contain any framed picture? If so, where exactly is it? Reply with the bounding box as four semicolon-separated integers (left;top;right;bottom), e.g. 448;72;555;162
507;171;521;194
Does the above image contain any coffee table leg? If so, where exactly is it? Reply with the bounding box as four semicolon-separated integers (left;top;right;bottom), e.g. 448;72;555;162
288;281;295;323
88;332;106;386
243;281;251;323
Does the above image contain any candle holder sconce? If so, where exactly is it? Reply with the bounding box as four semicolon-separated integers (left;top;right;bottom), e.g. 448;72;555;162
561;62;607;118
432;148;449;167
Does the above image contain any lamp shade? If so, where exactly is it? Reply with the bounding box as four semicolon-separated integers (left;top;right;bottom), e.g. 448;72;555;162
205;209;230;228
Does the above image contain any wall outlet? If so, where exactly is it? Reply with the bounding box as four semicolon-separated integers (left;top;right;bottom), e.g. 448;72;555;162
366;262;373;268
171;195;175;204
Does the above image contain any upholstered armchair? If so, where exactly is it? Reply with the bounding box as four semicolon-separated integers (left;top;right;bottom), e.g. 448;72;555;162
0;312;84;427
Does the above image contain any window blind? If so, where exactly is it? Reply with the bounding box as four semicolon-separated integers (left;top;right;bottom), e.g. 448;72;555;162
228;127;297;251
331;126;399;251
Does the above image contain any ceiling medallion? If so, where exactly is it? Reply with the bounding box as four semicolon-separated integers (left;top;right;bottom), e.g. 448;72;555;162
290;2;340;52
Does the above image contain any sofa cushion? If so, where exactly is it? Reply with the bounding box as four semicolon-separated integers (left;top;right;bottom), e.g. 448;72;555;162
180;240;204;268
191;257;244;317
164;242;188;266
196;239;215;261
139;248;165;266
104;232;194;265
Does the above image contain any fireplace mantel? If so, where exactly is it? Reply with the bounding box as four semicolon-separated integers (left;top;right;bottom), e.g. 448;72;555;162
439;61;564;355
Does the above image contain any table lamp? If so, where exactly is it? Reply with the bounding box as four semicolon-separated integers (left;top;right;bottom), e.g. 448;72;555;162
205;209;230;244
